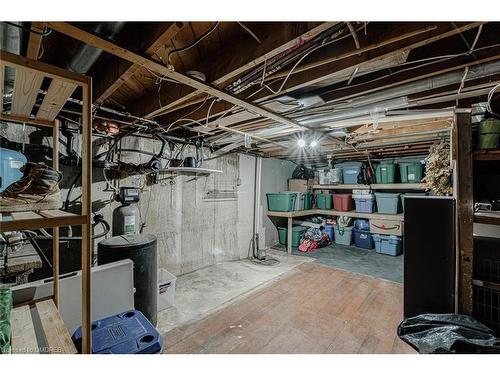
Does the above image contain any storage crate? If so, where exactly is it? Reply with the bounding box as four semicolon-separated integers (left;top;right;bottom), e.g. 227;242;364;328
400;192;427;212
333;193;353;211
287;191;309;211
277;226;307;247
323;225;335;241
333;225;354;246
373;234;402;256
158;268;176;312
374;192;401;214
315;193;332;209
398;162;424;183
72;310;163;354
353;194;376;213
340;164;362;184
369;218;403;236
303;192;313;210
375;163;398;184
353;228;374;249
478;118;500;150
330;168;343;184
354;219;370;230
266;192;297;212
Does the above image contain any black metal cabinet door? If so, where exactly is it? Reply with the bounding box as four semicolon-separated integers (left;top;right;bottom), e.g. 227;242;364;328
404;197;456;317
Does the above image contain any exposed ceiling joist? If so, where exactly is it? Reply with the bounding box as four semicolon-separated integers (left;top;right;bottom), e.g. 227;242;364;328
94;22;185;105
26;22;45;60
136;22;338;119
45;22;308;132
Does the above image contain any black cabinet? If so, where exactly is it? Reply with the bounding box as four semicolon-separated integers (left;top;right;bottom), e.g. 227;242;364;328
404;196;456;317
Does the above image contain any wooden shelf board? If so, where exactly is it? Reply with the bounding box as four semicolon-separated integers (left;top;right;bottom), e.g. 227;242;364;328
0;210;87;232
474;211;500;225
473;150;500;161
312;183;425;190
267;209;404;222
11;298;77;354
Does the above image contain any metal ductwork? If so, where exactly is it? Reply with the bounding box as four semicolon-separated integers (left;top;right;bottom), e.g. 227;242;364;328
67;22;125;73
297;60;500;127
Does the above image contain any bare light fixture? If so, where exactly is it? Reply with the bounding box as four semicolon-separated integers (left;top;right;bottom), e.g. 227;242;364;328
297;139;306;147
310;140;318;147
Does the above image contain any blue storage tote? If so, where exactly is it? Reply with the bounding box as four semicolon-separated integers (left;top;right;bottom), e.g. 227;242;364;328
342;165;362;184
354;219;370;230
266;192;297;212
323;225;335;241
333;225;354;246
353;194;376;213
373;234;402;256
72;310;163;354
353;228;374;249
374;192;401;214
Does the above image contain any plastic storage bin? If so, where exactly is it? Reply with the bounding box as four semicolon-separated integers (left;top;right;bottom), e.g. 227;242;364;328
373;234;403;256
353;194;376;213
478;118;500;149
353;228;374;249
267;192;297;212
157;268;176;312
315;193;332;209
354;219;370;230
333;225;354;246
277;226;307;247
323;225;335;241
333;193;353;211
341;164;362;184
330;168;343;184
375;163;398;184
374;192;401;214
303;192;313;210
398;162;424;183
72;310;163;354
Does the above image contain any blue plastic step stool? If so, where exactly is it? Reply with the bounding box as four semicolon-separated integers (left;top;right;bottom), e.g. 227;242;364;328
72;310;163;354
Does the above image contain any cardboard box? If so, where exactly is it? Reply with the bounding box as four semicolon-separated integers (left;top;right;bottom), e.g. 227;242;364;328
369;218;403;236
288;179;311;192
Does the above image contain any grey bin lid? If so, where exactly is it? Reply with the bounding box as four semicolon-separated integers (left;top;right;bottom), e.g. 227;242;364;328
98;234;157;249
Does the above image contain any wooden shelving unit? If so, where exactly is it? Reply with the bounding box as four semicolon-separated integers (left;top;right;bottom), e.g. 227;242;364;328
312;183;425;190
474;211;500;225
473;150;500;161
267;208;404;222
0;50;92;353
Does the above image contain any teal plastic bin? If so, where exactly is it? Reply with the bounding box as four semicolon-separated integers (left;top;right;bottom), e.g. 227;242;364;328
375;163;398;184
374;192;401;214
315;193;332;209
333;225;354;246
267;192;297;212
373;234;402;256
278;226;307;247
398;162;424;183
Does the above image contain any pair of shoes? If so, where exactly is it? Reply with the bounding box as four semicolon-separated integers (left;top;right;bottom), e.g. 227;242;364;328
0;162;62;213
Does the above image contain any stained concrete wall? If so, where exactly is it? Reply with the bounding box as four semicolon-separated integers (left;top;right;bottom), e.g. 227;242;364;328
1;124;291;276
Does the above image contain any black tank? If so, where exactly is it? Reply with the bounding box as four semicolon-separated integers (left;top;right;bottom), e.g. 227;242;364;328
98;234;157;326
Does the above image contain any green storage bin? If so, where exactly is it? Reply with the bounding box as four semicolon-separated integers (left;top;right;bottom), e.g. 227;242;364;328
315;193;332;209
375;163;398;184
278;226;307;247
266;192;297;212
303;192;313;210
398;162;424;183
478;118;500;150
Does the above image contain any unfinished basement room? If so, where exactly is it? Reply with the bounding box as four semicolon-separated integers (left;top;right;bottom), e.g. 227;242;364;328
1;2;500;371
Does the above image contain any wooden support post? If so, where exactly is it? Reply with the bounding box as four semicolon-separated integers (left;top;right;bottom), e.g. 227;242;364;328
52;119;60;308
81;79;93;354
454;110;474;315
287;217;293;255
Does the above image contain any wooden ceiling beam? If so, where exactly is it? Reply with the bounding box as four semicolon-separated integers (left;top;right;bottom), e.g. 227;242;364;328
26;22;45;60
93;22;185;106
134;22;338;119
45;22;307;132
158;22;482;132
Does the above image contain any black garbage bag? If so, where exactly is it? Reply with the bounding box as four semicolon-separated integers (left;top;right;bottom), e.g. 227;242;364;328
292;164;314;180
398;313;500;354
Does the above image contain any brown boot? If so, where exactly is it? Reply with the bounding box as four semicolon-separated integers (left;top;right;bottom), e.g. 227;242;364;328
0;162;63;213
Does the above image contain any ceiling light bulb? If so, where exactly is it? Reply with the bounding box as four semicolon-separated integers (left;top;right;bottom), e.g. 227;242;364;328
310;140;318;147
297;139;306;147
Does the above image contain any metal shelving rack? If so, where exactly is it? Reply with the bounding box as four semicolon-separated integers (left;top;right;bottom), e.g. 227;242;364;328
0;50;92;353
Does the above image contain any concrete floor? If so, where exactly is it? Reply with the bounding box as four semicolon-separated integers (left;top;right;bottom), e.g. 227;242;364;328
156;249;313;335
274;243;404;283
